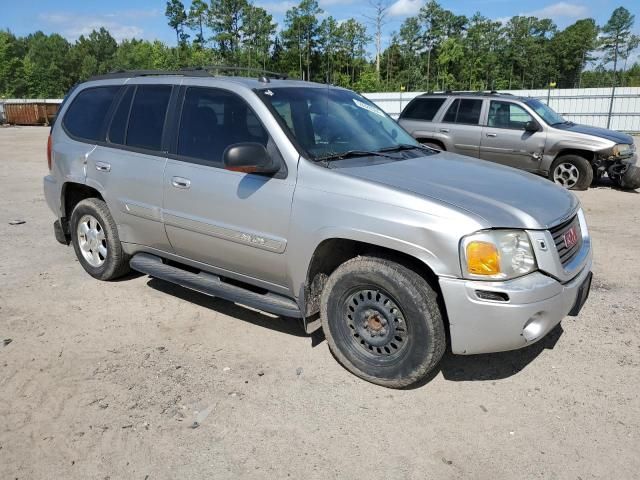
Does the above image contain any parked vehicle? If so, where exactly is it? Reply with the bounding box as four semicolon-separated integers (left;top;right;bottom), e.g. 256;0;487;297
44;70;593;387
398;92;639;190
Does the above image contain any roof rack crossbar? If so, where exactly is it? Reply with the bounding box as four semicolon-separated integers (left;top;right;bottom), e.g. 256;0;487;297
420;90;514;97
88;65;289;82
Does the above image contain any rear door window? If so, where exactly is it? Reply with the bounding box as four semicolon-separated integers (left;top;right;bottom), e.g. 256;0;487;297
62;86;121;141
401;98;446;121
443;98;482;125
126;85;172;151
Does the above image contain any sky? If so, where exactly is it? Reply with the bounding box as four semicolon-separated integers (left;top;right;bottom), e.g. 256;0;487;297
3;0;639;58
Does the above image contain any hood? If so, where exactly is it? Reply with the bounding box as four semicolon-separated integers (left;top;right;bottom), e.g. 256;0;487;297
554;122;634;145
336;152;579;230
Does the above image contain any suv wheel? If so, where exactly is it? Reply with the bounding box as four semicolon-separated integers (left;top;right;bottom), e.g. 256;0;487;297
70;198;130;280
549;154;593;190
320;256;446;388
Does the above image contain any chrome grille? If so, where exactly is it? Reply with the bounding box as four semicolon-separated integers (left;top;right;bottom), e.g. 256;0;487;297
549;215;582;266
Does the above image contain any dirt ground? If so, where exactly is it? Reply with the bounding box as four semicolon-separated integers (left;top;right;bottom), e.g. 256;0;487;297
1;126;639;479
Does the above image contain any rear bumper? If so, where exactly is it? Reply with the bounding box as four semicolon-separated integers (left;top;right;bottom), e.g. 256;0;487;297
439;255;592;355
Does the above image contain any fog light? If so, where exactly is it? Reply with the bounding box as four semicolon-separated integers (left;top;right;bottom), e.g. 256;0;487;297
522;313;545;341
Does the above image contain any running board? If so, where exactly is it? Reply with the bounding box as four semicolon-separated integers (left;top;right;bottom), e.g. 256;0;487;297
130;253;302;318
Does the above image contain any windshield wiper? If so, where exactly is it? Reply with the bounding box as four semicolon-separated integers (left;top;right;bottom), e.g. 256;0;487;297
378;143;436;153
315;149;396;163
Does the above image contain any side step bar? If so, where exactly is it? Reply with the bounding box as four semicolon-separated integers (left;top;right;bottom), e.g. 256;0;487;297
130;253;302;318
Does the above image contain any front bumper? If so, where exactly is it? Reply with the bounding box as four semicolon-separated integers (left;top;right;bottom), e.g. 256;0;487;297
439;254;592;355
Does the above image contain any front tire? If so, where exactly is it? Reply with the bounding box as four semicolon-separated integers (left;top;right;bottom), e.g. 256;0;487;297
549;154;593;190
70;198;130;280
320;256;446;388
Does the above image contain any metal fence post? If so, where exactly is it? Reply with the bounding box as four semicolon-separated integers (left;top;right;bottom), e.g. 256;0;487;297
606;84;616;129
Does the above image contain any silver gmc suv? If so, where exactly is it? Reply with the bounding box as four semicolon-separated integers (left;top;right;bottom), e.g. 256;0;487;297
44;70;593;387
398;92;639;190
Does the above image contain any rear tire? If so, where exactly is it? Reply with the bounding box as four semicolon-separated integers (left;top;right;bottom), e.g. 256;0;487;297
320;256;446;388
70;198;130;281
549;154;593;190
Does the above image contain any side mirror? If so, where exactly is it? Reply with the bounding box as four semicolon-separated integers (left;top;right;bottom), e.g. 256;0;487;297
525;120;541;132
223;143;278;174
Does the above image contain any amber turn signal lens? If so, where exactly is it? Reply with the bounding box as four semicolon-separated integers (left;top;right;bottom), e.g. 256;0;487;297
466;241;500;275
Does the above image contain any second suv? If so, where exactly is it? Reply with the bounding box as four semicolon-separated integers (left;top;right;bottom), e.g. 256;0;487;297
398;92;638;190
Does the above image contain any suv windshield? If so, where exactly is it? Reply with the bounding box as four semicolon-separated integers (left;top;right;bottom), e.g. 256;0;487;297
525;98;567;125
258;87;418;160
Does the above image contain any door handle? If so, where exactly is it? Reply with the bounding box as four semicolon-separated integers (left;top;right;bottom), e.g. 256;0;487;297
439;128;450;133
95;161;111;172
486;133;497;138
171;176;191;189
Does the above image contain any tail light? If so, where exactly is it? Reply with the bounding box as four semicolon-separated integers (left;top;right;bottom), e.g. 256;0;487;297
47;134;53;170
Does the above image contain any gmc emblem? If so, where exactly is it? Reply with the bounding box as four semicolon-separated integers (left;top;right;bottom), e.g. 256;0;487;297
564;227;578;249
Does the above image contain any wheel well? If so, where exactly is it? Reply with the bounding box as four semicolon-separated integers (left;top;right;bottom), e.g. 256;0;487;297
554;149;595;164
416;138;445;150
61;183;104;231
304;238;441;318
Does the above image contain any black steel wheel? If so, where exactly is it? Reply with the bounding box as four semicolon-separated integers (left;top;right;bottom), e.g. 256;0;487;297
321;256;446;388
343;288;409;358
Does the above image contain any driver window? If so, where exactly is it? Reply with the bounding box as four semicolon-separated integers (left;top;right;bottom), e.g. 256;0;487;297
488;101;533;130
177;87;268;165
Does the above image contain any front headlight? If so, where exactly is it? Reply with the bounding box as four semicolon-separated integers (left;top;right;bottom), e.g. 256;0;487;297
460;230;537;280
612;143;633;156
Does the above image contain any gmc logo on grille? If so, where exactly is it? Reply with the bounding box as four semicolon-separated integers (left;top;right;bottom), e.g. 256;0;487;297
564;227;578;249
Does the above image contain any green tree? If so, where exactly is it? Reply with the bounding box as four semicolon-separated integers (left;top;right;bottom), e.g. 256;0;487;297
318;16;339;83
600;6;636;86
69;28;118;81
281;0;323;80
337;19;370;85
242;5;275;70
551;19;598;87
0;30;28;97
208;0;248;63
23;32;72;97
188;0;209;46
165;0;189;46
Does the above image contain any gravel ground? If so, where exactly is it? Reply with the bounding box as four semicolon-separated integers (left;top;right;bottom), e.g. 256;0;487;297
1;127;639;479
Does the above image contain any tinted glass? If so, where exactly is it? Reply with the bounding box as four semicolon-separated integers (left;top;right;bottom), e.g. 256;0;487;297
525;98;565;125
62;86;120;141
402;98;446;120
488;101;534;129
456;99;483;124
258;87;418;160
443;99;459;122
178;87;268;164
126;85;172;151
107;87;133;144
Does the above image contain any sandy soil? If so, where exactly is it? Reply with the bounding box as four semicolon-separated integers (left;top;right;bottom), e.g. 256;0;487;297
1;126;639;479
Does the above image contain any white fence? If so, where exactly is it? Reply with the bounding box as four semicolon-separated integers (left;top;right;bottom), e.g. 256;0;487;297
3;88;640;132
363;87;640;133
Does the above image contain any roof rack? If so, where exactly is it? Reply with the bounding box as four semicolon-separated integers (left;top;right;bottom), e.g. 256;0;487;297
89;65;289;82
422;90;513;97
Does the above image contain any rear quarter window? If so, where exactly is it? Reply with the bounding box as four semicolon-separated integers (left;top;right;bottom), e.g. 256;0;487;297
401;98;446;121
62;86;121;141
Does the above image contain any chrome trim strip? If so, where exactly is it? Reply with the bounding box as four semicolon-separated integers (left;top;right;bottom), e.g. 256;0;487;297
163;212;286;253
120;200;162;222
